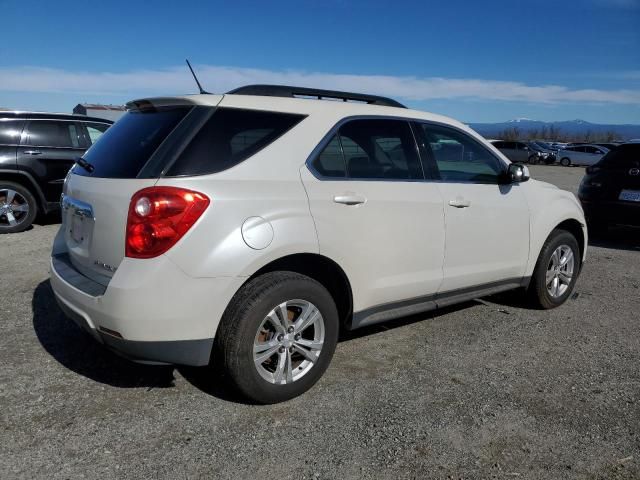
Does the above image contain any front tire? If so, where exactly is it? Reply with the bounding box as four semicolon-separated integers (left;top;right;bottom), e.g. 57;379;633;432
528;229;580;309
528;155;538;165
214;272;339;404
0;181;37;234
560;157;571;167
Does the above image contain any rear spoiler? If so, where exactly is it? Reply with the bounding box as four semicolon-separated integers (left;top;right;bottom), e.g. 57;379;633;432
125;95;223;112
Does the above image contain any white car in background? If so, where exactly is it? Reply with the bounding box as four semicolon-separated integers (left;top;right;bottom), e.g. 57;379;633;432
50;85;587;403
558;144;609;166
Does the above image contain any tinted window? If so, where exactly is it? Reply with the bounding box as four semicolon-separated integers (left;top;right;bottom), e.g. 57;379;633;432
26;121;80;148
167;108;305;176
596;144;640;168
501;142;516;149
312;135;346;177
0;120;24;145
338;119;422;180
419;124;504;183
74;106;190;178
491;141;504;149
84;122;110;145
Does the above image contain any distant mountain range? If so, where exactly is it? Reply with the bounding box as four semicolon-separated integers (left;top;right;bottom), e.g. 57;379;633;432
468;119;640;140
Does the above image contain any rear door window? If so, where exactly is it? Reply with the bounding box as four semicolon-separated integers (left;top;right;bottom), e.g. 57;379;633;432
25;121;81;148
339;119;423;180
74;106;191;178
166;108;305;176
0;120;24;145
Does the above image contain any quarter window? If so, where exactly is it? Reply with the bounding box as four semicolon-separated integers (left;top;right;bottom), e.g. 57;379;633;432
167;108;305;176
418;124;504;184
85;122;110;144
313;135;346;177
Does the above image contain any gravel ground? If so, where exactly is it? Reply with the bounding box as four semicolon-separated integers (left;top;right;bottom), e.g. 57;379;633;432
1;165;639;479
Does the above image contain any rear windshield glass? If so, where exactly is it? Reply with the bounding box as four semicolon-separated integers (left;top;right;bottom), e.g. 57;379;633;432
166;108;305;176
73;106;191;178
596;144;640;169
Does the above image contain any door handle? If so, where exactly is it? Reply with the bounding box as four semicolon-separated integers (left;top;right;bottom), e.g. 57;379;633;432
333;194;366;206
448;198;471;208
23;150;42;155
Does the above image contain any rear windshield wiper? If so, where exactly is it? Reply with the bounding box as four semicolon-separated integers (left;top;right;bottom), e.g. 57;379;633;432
75;157;95;173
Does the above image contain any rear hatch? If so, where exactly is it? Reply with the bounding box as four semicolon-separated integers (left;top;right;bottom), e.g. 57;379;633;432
60;96;221;285
592;144;640;202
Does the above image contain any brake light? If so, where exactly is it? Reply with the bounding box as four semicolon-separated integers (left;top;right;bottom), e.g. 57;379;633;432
125;187;209;258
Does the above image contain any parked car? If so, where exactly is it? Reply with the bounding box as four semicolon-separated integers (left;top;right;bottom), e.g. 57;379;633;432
490;140;543;164
527;141;556;164
578;143;640;231
50;85;586;403
0;112;112;233
557;144;609;166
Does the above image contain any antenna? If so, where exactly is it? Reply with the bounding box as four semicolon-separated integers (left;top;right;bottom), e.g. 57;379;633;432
185;59;210;94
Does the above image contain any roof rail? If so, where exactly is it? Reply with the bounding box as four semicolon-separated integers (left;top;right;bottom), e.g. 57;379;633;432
227;84;406;108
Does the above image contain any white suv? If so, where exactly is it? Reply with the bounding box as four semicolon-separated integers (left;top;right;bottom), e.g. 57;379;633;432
50;85;587;403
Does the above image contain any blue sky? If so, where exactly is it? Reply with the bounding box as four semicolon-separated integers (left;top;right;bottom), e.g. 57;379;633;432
0;0;638;123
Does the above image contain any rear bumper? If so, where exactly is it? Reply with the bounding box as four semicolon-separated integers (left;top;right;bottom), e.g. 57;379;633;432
50;248;245;366
581;199;640;227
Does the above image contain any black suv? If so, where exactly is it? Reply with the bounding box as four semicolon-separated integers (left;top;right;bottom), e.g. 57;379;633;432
578;143;640;231
0;112;112;233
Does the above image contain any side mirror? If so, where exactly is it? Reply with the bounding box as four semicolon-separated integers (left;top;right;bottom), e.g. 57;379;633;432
505;163;530;183
523;146;529;151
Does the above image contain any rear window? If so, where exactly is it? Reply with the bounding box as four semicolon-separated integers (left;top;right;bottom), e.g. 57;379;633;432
73;106;191;178
165;108;305;176
596;144;640;169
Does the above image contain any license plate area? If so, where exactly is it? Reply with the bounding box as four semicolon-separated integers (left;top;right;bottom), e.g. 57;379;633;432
70;214;86;243
619;190;640;202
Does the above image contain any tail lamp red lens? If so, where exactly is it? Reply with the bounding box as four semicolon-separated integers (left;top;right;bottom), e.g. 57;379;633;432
125;187;210;258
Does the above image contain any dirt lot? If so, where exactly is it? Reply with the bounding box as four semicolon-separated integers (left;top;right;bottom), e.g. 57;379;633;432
1;165;639;479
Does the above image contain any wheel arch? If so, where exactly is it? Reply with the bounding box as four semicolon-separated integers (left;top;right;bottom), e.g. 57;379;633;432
554;218;586;263
0;169;47;213
246;253;354;328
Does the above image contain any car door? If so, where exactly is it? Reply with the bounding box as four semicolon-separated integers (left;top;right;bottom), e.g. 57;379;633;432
17;120;86;202
300;118;445;315
0;119;24;171
583;146;605;166
414;122;530;292
573;146;591;165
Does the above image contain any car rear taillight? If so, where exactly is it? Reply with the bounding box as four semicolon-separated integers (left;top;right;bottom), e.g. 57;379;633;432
125;187;209;259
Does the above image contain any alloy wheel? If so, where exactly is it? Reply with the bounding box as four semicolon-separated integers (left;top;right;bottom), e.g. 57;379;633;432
0;188;30;228
253;299;325;385
546;244;574;298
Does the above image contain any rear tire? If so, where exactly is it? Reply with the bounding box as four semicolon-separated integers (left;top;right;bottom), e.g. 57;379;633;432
560;157;571;167
528;155;538;165
528;229;580;309
0;181;37;234
213;271;339;404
